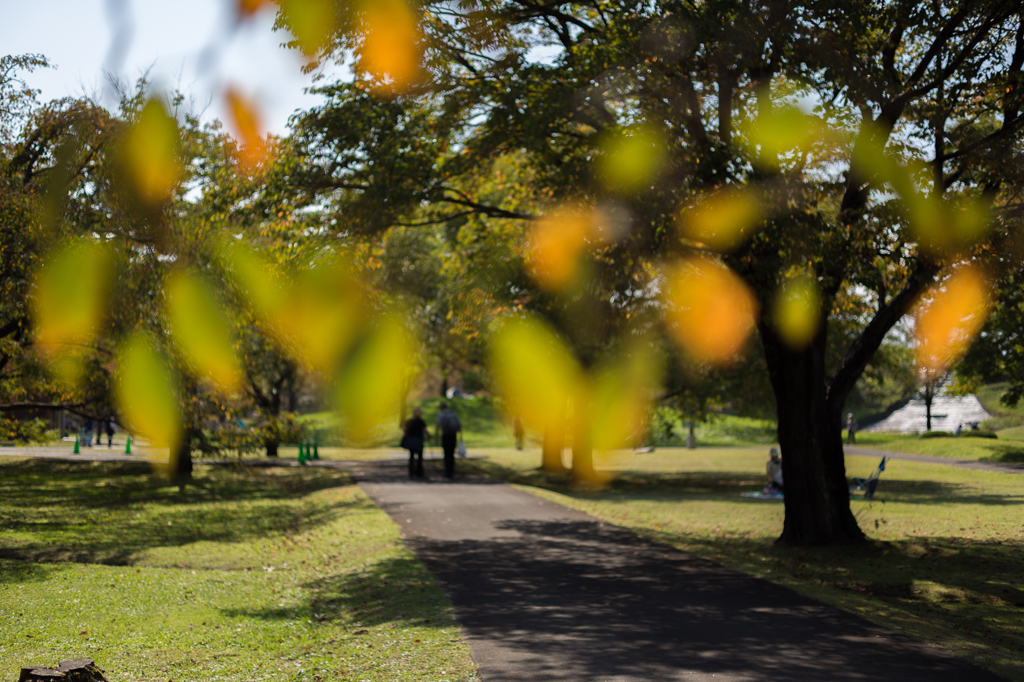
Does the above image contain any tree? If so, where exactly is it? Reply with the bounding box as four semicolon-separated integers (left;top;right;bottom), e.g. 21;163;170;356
285;1;1024;544
0;56;122;435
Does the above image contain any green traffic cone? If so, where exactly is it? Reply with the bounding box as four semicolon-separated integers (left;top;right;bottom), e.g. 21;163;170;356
297;442;307;464
73;435;80;454
125;435;131;455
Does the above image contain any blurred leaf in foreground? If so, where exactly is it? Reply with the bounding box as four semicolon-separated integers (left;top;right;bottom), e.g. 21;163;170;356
527;206;593;291
679;186;765;252
333;316;417;444
225;88;269;172
119;99;181;206
115;333;181;450
489;315;581;434
591;338;661;451
743;105;836;166
165;269;243;394
31;239;113;383
223;243;363;373
237;0;273;18
772;272;821;349
278;0;338;57
915;264;992;377
360;0;422;93
663;257;757;365
598;125;666;194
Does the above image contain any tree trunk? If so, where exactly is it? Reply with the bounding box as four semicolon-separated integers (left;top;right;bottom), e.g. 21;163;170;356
687;422;696;449
570;392;596;483
540;398;568;473
924;382;934;432
762;332;865;545
265;439;279;458
173;430;193;483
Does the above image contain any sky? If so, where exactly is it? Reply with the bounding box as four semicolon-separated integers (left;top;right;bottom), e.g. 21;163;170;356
1;0;342;134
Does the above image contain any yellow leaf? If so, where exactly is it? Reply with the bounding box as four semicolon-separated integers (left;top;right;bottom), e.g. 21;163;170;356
333;317;417;444
278;263;364;373
772;274;821;349
32;239;113;381
679;186;764;252
490;316;581;434
360;0;422;93
591;339;661;451
744;105;835;162
115;333;181;449
121;99;180;205
222;243;364;373
598;125;666;194
221;241;285;319
166;269;243;394
663;257;758;365
915;265;992;376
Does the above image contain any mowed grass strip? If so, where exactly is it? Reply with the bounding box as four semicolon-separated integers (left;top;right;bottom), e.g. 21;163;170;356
0;458;477;682
855;431;1024;463
459;447;1024;682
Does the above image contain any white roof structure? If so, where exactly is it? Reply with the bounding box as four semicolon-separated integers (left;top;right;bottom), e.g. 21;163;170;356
866;394;992;433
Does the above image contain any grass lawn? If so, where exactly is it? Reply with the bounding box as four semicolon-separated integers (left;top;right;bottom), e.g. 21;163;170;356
856;431;1024;464
0;458;477;682
459;447;1024;681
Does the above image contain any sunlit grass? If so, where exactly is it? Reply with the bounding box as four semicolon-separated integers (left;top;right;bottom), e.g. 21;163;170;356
856;432;1024;463
0;458;476;682
461;447;1024;681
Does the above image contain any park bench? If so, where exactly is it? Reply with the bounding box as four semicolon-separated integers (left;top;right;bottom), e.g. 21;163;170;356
850;456;886;500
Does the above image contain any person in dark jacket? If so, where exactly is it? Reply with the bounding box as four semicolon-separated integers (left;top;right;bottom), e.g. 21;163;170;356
403;408;430;479
435;401;462;479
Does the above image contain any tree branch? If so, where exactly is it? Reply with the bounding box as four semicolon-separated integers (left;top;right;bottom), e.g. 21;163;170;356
826;263;937;412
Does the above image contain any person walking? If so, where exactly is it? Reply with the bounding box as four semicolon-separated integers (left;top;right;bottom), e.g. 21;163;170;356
83;418;94;448
513;415;525;450
402;408;430;479
846;413;859;445
105;419;116;448
435;401;462;479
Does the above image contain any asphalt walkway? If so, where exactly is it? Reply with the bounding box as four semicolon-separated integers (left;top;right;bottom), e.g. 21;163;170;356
352;459;1005;682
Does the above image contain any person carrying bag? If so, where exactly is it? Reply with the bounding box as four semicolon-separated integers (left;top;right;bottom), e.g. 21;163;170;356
402;408;429;479
435;401;462;479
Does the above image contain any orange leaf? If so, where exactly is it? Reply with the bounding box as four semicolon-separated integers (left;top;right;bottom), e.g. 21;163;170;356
663;257;758;365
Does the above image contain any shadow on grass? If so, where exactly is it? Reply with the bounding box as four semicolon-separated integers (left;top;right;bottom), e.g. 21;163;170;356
458;458;1024;506
980;443;1024;463
0;458;357;566
222;555;459;631
0;559;54;585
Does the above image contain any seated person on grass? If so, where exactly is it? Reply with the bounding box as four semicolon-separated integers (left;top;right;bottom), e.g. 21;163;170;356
765;447;783;494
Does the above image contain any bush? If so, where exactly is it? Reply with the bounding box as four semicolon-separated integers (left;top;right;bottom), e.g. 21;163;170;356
970;429;999;439
920;430;954;439
0;418;56;444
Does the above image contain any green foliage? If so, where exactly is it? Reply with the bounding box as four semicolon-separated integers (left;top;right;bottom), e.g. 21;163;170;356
0;417;54;443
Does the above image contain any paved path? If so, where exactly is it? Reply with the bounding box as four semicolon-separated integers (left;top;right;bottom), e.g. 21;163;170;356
351;459;1005;682
0;446;142;462
846;445;1024;474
